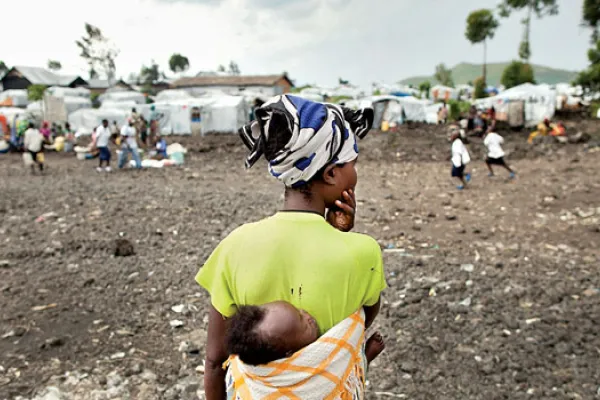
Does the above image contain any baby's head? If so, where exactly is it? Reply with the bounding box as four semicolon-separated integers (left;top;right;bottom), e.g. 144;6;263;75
226;301;319;366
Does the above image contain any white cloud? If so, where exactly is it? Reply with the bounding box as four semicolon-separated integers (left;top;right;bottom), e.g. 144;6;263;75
2;0;591;88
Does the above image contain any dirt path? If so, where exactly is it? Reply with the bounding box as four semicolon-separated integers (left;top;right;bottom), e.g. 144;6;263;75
1;125;599;399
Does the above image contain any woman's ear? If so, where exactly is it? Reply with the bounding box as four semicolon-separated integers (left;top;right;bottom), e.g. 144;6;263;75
322;164;337;185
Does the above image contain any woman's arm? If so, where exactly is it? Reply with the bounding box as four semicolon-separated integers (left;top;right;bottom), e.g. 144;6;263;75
204;305;229;400
363;297;381;329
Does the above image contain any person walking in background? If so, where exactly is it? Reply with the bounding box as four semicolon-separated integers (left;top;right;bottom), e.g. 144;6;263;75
484;130;515;179
118;119;142;169
23;122;45;174
450;129;471;190
95;119;113;172
438;102;448;124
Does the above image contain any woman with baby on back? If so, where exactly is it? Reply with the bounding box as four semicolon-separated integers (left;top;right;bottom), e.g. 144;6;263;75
196;94;387;400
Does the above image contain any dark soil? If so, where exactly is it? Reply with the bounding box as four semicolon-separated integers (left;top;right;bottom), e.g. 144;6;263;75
1;121;599;400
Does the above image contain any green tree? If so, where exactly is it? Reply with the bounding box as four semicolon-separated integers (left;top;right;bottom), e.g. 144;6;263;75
418;80;431;98
501;60;535;88
0;60;7;77
473;76;487;99
140;60;164;85
582;0;600;42
434;63;454;87
217;64;226;73
27;85;47;101
465;9;499;85
169;53;190;74
47;60;62;72
76;23;120;85
498;0;559;62
575;39;600;92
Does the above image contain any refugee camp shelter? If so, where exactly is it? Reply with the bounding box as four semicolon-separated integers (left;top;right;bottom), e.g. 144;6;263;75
200;95;249;134
171;74;293;97
87;79;133;95
474;83;556;127
139;97;214;135
431;85;459;102
98;91;146;105
0;90;29;107
1;66;88;90
369;95;435;127
68;108;129;135
46;86;91;99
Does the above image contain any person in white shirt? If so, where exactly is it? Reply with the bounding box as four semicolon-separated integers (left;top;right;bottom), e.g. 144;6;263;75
118;119;142;169
450;129;471;190
95;119;113;172
483;131;515;179
23;122;45;173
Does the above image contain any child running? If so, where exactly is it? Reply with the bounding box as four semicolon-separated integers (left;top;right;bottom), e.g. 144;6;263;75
227;301;385;366
450;129;471;190
483;130;515;179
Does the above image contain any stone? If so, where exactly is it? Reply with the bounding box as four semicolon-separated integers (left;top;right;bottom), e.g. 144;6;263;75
114;239;135;257
460;264;474;273
400;361;418;374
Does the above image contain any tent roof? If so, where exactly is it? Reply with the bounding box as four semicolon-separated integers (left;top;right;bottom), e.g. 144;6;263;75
171;74;293;89
8;66;86;87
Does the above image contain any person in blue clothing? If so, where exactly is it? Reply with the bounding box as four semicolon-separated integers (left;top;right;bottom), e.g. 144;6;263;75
153;133;168;160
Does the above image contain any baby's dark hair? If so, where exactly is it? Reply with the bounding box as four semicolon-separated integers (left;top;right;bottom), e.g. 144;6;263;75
226;305;287;366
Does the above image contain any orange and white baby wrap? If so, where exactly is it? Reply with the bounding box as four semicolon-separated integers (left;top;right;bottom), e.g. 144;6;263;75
225;310;367;400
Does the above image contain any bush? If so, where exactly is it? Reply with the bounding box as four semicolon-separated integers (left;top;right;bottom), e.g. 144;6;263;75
501;61;535;89
473;77;487;99
447;100;472;121
27;85;47;101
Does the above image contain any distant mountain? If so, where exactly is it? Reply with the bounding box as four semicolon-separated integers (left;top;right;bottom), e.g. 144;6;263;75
400;62;579;87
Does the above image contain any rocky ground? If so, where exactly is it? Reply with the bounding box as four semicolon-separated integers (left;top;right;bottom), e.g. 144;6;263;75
0;122;599;400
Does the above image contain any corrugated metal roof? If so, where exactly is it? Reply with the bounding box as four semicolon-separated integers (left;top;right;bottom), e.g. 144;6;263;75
11;66;82;86
171;74;291;88
88;79;111;89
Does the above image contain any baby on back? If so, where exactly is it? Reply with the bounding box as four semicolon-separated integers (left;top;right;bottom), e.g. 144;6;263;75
226;301;385;366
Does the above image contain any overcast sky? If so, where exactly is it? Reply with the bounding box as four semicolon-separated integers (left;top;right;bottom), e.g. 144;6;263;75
3;0;592;88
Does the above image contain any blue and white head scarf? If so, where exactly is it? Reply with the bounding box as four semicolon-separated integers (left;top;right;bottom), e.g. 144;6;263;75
239;95;374;188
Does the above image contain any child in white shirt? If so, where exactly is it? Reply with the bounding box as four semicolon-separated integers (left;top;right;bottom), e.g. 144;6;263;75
483;131;515;178
450;130;471;190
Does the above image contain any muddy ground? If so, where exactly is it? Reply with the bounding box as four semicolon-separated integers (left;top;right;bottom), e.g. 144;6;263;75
0;122;599;400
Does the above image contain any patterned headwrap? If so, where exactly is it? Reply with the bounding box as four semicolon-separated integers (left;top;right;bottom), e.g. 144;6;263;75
239;95;374;188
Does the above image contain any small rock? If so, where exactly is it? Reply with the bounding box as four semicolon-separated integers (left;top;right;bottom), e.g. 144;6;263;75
427;212;437;218
66;264;79;273
141;370;158;383
0;260;11;268
170;320;184;328
110;352;126;360
127;272;140;282
44;337;65;348
195;364;205;374
582;288;599;297
459;297;472;307
445;215;457;221
400;361;418;374
460;264;474;273
37;386;63;400
130;363;143;375
114;239;135;257
171;304;187;314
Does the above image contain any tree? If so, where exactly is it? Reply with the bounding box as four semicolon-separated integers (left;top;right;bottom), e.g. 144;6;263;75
76;23;120;85
228;61;241;75
575;39;600;92
473;76;487;99
418;80;431;98
582;0;600;42
501;60;535;88
169;53;190;74
434;63;454;87
47;60;62;71
498;0;559;62
27;85;46;101
465;9;499;85
140;60;164;86
0;61;7;77
217;64;226;73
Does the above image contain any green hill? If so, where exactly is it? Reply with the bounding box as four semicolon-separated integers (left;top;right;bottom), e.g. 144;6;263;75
400;62;579;87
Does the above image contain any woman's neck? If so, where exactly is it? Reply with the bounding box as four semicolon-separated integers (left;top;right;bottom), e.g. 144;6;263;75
282;190;326;216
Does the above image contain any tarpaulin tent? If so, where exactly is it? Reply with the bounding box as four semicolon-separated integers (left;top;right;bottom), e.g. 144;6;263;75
98;91;146;105
68;108;129;135
200;95;249;134
139;98;214;135
474;83;556;127
0;90;29;107
100;100;139;113
46;86;91;99
154;89;195;103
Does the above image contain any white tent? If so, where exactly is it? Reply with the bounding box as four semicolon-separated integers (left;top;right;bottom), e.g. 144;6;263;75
139;98;214;135
46;86;91;99
100;100;139;113
0;107;28;121
474;83;556;127
98;91;146;105
201;95;249;134
68;108;129;135
431;85;459;101
370;95;433;123
154;89;195;103
0;90;29;107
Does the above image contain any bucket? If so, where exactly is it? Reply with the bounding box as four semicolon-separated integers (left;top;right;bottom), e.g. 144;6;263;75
170;152;184;165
